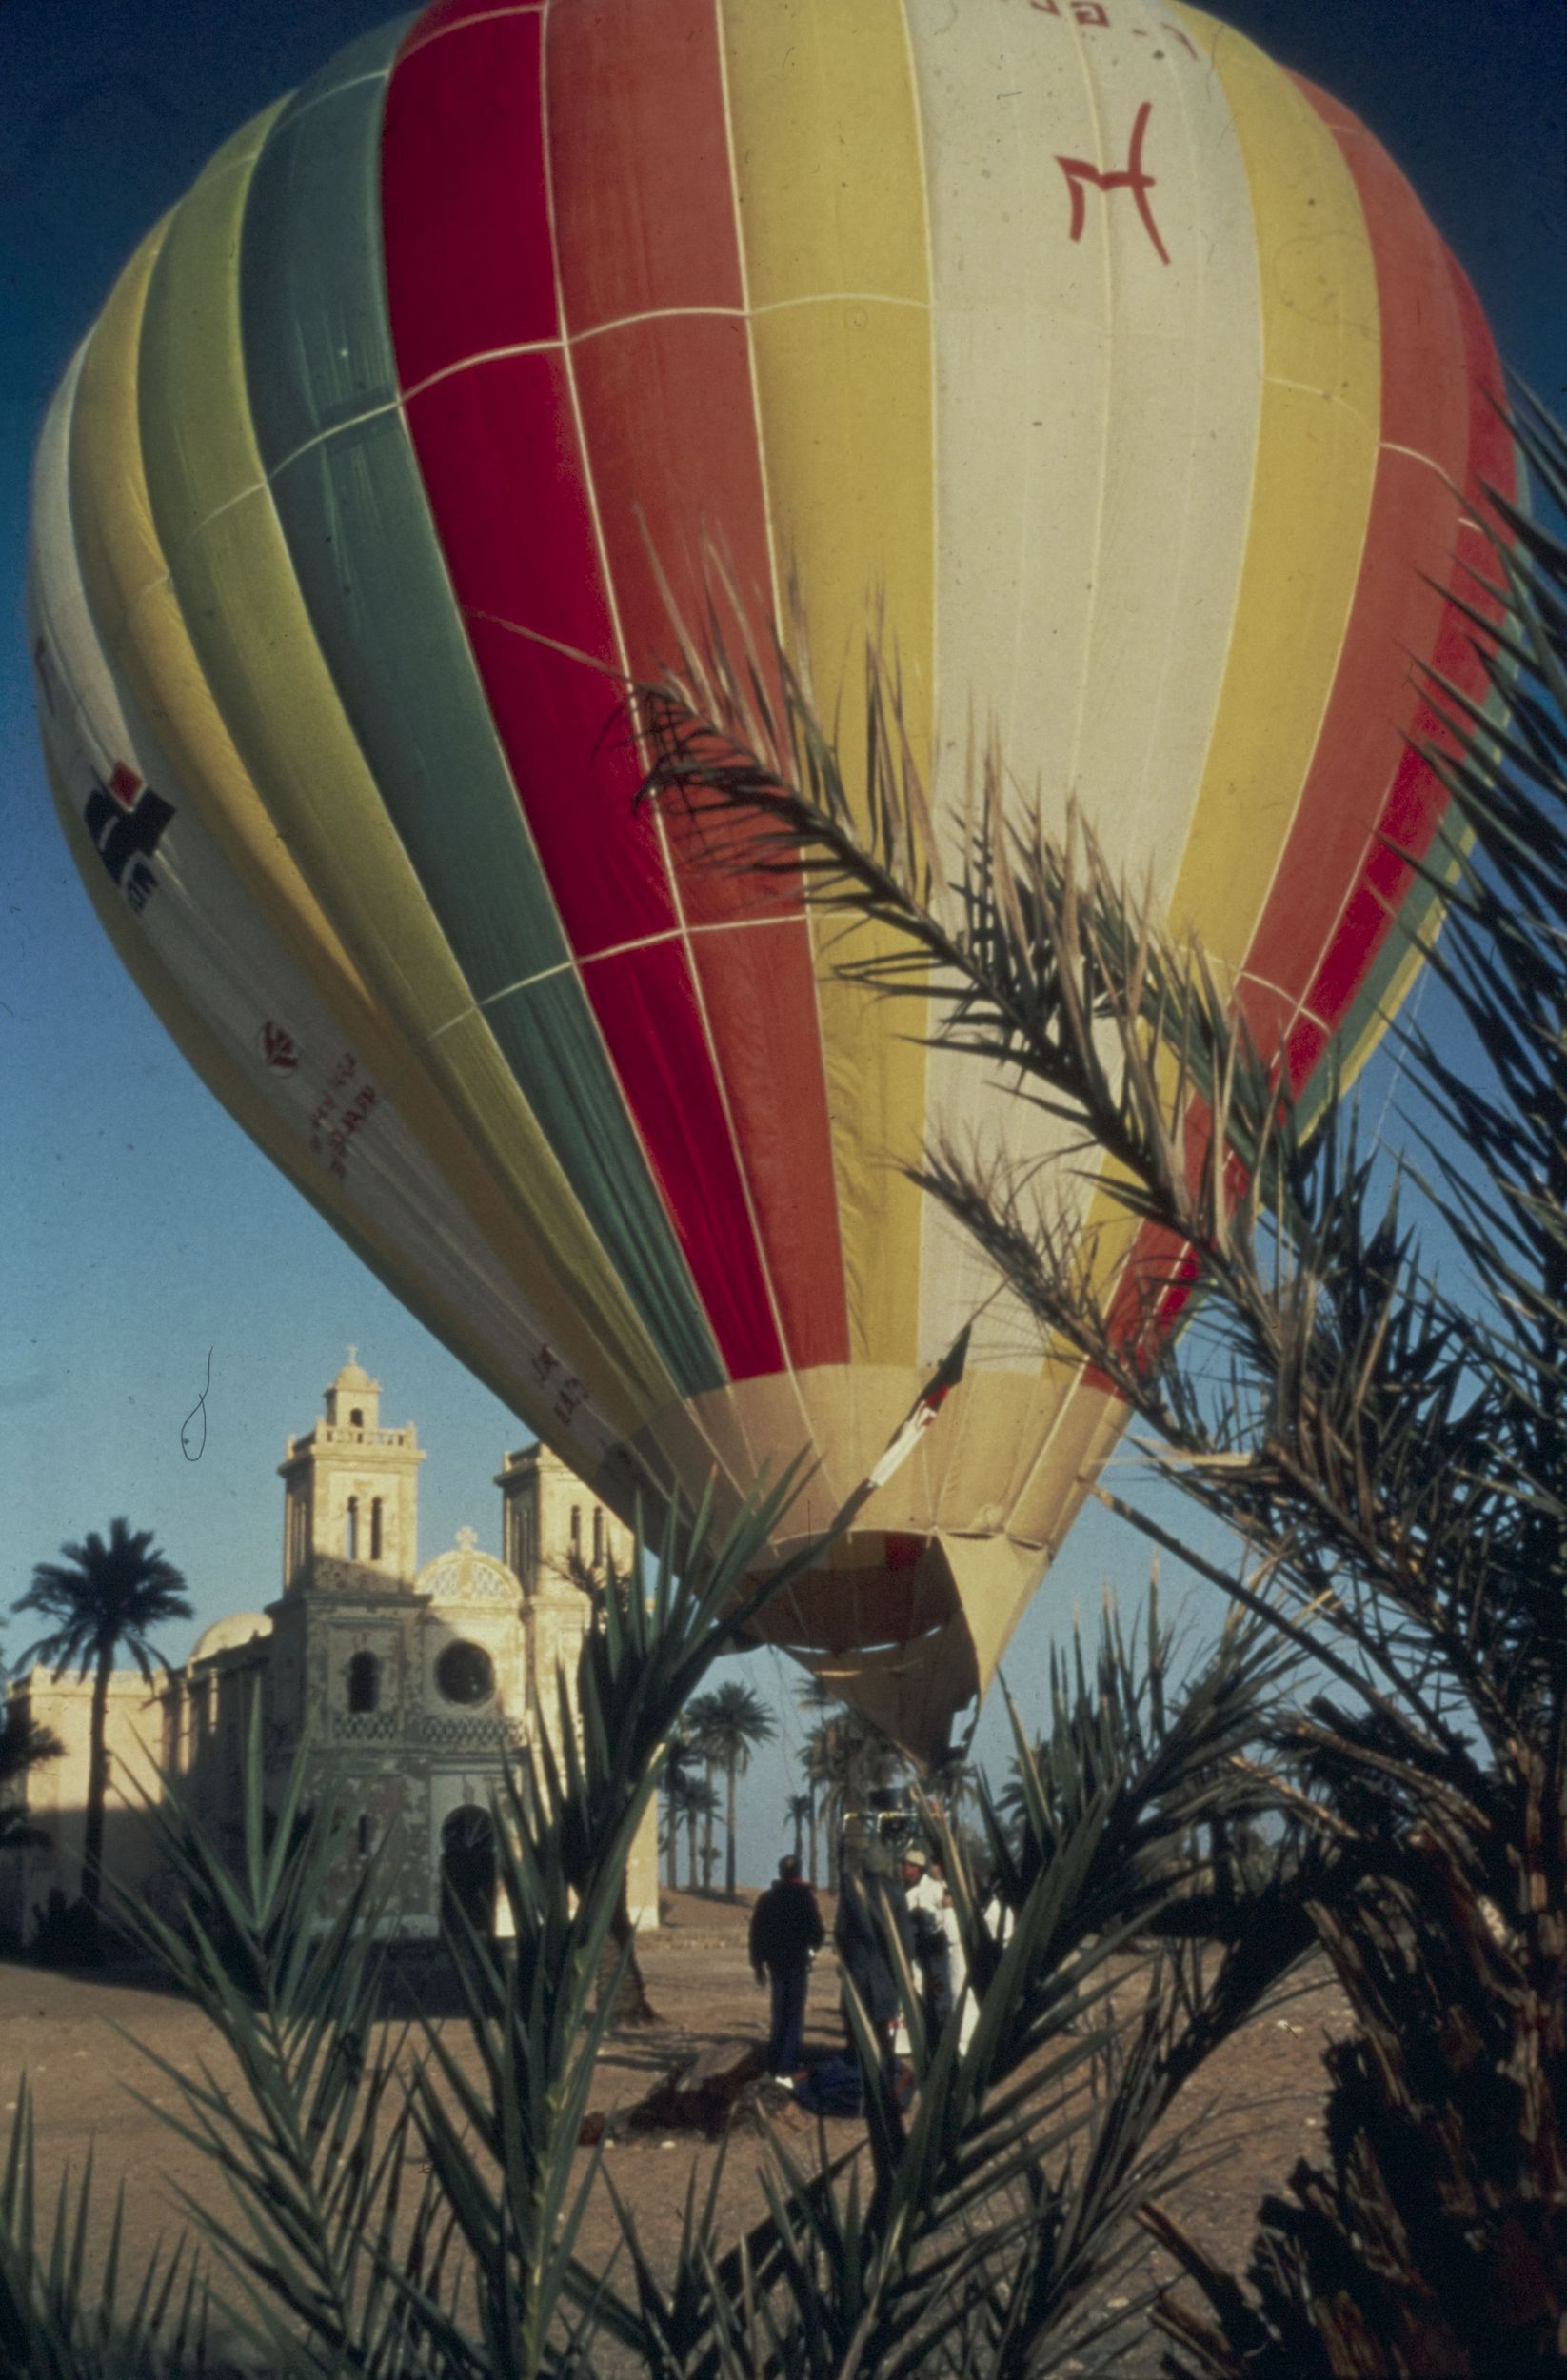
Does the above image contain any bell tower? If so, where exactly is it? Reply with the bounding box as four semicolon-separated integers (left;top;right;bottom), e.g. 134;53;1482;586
496;1443;632;1723
279;1351;425;1591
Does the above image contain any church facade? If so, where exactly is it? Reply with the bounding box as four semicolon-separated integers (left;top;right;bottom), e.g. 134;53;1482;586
0;1357;659;1945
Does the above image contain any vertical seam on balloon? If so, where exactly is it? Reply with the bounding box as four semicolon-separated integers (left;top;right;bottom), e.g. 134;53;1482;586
1165;12;1378;1001
228;88;687;1425
895;0;947;1535
373;23;737;1413
367;88;684;1331
998;1359;1089;1551
56;279;623;1476
994;24;1039;782
1124;23;1212;837
39;731;607;1475
1060;10;1112;808
1269;195;1489;1072
355;49;602;1060
79;220;392;1065
895;0;939;805
529;0;771;1425
1226;93;1380;1033
540;0;787;1419
1001;1370;1118;1588
897;10;1064;1443
998;10;1125;1544
712;0;836;1467
1151;9;1265;950
129;133;275;588
238;136;520;1053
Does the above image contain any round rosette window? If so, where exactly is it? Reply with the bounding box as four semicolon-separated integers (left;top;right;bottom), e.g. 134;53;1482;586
434;1639;494;1707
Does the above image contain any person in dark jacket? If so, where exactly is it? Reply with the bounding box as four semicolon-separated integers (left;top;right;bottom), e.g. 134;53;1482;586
749;1854;824;2079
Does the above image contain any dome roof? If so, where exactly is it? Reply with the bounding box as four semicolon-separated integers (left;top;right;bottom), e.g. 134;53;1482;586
332;1347;376;1392
188;1612;272;1664
418;1528;519;1606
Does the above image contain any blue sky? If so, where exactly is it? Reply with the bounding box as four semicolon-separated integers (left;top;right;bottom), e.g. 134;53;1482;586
2;0;1564;1880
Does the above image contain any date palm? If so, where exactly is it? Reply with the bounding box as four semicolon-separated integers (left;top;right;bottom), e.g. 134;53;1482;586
785;1790;815;1874
660;1730;703;1893
675;1768;718;1892
0;1700;62;1854
803;1695;904;1890
687;1677;776;1897
682;1687;723;1893
13;1518;190;1915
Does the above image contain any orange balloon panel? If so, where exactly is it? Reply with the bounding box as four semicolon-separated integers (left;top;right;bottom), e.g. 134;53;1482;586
30;0;1514;1755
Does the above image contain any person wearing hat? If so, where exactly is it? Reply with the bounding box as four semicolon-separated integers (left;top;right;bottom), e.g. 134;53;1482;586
749;1854;824;2082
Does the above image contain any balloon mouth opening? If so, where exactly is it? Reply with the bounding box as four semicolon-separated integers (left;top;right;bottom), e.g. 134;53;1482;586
739;1528;960;1660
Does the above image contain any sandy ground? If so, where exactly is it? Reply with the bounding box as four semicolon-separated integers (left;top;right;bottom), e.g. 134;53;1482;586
0;1889;1349;2373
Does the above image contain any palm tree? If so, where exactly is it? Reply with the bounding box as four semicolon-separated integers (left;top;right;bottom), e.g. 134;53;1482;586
0;1699;62;1854
923;1746;976;1827
802;1696;904;1890
678;1771;718;1892
784;1791;814;1872
660;1730;702;1893
795;1677;829;1884
682;1688;722;1894
13;1519;191;1915
689;1678;776;1898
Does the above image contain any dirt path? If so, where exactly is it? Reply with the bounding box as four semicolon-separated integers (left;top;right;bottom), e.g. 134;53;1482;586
0;1891;1348;2370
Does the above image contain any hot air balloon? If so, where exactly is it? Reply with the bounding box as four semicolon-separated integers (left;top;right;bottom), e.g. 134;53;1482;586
30;0;1515;1761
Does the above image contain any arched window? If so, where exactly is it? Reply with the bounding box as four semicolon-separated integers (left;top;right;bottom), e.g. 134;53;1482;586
346;1497;359;1560
570;1504;582;1557
349;1407;364;1428
370;1497;384;1561
357;1814;372;1857
592;1508;605;1568
347;1651;379;1714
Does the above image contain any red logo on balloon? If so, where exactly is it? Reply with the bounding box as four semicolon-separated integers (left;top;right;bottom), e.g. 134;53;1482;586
261;1021;299;1074
1056;101;1170;266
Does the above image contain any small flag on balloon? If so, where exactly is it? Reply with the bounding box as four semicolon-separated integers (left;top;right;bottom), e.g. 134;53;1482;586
864;1323;972;1493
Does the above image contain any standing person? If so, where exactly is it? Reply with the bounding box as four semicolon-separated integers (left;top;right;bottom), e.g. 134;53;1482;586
749;1853;824;2081
903;1853;954;2038
835;1829;916;2083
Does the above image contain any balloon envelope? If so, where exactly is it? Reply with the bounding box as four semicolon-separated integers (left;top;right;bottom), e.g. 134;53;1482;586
30;0;1515;1756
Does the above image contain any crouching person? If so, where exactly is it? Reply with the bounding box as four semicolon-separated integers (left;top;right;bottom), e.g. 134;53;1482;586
750;1854;824;2081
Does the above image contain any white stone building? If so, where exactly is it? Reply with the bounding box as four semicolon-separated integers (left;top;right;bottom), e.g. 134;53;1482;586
1;1356;659;1945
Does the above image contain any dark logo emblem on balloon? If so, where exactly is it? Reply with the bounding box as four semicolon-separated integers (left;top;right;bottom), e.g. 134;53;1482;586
1056;102;1170;266
83;761;175;915
261;1021;300;1074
